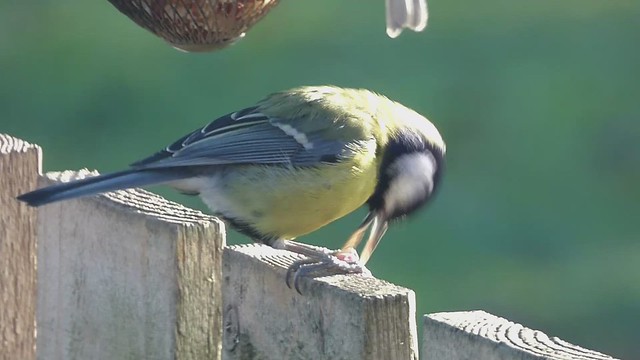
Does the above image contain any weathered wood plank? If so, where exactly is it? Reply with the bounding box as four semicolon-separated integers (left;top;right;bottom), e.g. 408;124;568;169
35;170;225;360
422;310;617;360
0;134;41;360
222;244;418;360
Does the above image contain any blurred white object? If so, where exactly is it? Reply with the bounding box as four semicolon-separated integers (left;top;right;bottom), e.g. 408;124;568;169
385;0;428;38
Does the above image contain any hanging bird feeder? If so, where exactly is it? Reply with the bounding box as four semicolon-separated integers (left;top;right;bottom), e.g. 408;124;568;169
107;0;280;52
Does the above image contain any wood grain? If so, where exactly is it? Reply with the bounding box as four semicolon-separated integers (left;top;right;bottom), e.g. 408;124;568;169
222;244;419;360
35;170;225;360
423;310;617;360
0;134;41;360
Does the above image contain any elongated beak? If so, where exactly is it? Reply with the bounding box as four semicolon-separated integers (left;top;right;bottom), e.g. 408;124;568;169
341;212;389;265
360;215;388;265
342;212;376;251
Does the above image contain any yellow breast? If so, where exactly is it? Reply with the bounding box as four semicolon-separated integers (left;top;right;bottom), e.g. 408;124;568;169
225;152;378;239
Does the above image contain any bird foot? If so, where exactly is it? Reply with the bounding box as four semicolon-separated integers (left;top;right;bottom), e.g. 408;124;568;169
285;248;372;294
333;247;360;263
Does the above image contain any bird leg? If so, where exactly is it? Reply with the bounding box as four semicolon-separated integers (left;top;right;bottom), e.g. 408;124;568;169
273;240;371;293
273;211;384;293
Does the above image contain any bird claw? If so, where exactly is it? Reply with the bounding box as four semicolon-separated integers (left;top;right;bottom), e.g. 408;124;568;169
285;251;372;294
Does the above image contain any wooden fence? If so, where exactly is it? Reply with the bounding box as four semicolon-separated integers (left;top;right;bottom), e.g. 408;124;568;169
0;133;619;360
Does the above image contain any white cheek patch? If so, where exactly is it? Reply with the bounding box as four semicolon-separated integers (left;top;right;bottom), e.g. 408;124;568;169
384;152;437;214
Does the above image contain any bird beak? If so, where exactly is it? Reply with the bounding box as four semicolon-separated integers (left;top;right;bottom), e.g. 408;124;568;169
360;214;388;265
342;212;376;252
341;212;389;265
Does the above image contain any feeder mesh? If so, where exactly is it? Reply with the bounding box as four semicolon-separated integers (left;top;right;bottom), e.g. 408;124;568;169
108;0;279;51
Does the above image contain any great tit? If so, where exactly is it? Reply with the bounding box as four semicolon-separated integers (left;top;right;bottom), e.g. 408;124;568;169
17;86;445;290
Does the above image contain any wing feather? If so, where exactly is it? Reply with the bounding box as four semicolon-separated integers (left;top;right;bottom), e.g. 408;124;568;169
131;106;363;170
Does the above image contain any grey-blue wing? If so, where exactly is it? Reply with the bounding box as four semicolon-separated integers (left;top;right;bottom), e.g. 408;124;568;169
131;107;351;170
17;107;374;208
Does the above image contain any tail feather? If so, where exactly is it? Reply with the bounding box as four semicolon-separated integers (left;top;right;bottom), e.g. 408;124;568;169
17;169;187;207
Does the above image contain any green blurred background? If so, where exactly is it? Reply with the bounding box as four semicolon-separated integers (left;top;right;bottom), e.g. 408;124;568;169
2;0;639;358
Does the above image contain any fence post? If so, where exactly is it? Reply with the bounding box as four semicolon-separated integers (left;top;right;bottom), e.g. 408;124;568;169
4;133;622;360
0;134;41;360
222;244;419;360
33;169;225;359
422;310;617;360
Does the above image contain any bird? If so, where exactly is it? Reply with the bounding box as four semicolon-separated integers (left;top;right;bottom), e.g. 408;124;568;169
17;85;446;291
